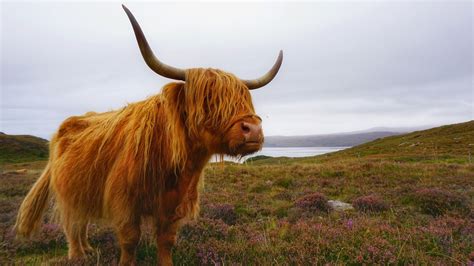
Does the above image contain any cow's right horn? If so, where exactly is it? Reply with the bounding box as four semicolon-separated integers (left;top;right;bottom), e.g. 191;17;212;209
123;5;186;81
241;50;283;90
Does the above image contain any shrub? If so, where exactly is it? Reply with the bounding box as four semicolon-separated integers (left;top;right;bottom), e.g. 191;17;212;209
245;155;272;163
204;203;238;225
413;188;470;216
294;192;331;213
353;195;388;213
274;177;294;189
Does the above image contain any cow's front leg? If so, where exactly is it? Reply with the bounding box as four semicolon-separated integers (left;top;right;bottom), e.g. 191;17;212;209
116;221;141;266
156;218;180;266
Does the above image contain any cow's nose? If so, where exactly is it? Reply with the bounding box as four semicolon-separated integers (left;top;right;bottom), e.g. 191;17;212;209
241;122;263;142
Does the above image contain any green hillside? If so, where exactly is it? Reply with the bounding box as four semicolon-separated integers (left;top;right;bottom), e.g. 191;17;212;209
251;120;474;165
328;120;474;162
0;132;49;163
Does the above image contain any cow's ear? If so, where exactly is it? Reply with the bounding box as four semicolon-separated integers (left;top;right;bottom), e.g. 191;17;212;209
162;82;186;113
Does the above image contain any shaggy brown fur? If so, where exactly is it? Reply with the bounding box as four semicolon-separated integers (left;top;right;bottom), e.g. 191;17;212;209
15;68;263;265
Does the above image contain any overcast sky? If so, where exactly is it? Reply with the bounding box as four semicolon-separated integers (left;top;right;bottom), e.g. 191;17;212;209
1;1;472;139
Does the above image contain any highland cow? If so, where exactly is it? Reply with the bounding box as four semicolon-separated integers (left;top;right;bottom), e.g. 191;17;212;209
15;5;283;265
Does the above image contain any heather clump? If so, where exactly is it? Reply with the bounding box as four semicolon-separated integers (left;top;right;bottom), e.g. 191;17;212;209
280;218;401;264
0;198;18;227
413;188;470;216
352;195;389;213
294;192;331;213
203;203;238;225
2;136;474;265
196;239;224;265
36;223;64;247
359;237;397;264
179;218;230;242
14;223;65;253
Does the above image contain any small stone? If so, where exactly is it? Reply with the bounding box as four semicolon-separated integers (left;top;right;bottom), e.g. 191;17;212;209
327;200;354;211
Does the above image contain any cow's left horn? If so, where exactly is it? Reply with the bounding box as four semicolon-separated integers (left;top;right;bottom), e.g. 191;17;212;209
122;5;186;81
242;50;283;90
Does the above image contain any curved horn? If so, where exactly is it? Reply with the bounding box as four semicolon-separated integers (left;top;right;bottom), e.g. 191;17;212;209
122;5;185;81
242;50;283;90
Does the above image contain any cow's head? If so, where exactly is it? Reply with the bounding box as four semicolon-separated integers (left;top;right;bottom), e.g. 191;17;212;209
123;5;282;157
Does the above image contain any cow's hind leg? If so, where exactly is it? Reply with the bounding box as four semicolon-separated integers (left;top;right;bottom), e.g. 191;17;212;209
62;212;86;259
80;221;94;254
116;221;141;266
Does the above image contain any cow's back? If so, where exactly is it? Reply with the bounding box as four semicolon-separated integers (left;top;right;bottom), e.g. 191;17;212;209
49;110;126;219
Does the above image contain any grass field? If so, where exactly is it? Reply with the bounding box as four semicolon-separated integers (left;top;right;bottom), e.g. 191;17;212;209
0;121;473;264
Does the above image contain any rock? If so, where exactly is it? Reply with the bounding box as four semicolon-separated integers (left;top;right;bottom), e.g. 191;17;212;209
327;200;354;211
4;169;28;175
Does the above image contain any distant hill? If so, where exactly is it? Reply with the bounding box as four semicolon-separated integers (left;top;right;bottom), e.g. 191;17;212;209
347;125;436;134
0;132;49;163
264;131;401;147
318;120;474;162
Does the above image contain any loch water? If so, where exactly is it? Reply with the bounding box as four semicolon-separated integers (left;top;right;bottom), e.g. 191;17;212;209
211;146;349;163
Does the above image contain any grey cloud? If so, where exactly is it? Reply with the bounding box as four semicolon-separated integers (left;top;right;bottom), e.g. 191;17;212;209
1;1;472;139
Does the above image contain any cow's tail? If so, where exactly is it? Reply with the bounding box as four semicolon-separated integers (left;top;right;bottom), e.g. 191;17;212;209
14;163;52;238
